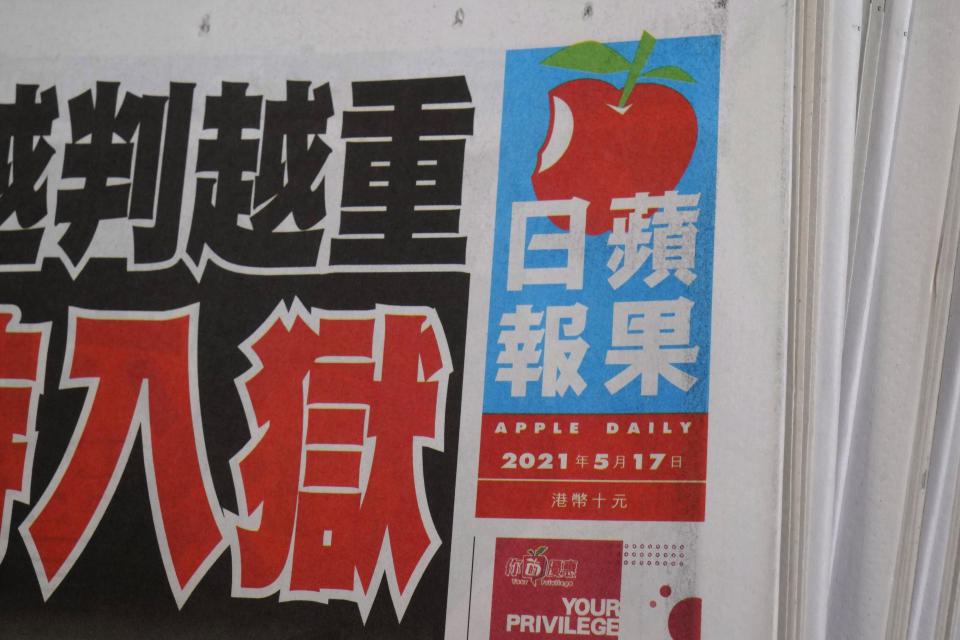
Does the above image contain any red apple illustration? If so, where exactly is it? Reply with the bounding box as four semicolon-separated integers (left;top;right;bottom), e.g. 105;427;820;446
532;33;698;235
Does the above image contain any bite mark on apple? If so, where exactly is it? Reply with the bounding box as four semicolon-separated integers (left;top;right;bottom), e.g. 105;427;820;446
538;96;574;173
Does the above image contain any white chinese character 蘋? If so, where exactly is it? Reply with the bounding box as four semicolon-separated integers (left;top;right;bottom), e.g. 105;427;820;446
607;197;653;289
607;191;699;288
647;191;699;286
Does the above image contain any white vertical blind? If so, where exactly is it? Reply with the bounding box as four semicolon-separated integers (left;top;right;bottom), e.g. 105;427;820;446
789;0;960;638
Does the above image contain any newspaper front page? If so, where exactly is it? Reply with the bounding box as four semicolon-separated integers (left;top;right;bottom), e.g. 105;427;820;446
0;3;792;637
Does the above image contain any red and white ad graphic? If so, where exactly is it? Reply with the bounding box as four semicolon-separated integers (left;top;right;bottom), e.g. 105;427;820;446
490;537;623;639
476;413;706;521
619;538;702;639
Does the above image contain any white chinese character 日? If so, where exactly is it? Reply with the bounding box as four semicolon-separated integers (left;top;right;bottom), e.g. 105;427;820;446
507;198;587;291
604;297;699;396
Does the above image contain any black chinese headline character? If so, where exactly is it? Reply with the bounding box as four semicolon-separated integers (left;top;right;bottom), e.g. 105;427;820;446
188;81;331;269
0;85;58;264
55;82;194;267
332;76;473;266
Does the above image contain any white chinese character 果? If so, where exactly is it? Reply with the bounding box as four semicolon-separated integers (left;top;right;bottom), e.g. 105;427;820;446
604;297;699;396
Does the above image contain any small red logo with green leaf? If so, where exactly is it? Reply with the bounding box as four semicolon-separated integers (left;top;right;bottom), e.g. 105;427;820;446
522;545;550;583
532;32;698;235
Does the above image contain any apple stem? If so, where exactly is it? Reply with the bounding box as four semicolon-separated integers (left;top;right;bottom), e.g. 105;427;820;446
618;31;657;107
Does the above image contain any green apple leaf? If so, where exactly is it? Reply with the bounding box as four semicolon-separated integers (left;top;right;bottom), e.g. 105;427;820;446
541;41;632;74
641;65;695;83
618;31;657;106
534;545;548;556
542;32;696;107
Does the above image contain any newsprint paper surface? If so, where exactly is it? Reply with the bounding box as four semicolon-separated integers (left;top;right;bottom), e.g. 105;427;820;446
0;2;792;638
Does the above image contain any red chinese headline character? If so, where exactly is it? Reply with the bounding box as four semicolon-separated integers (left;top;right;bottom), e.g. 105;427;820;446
0;306;49;565
229;300;451;619
19;306;226;608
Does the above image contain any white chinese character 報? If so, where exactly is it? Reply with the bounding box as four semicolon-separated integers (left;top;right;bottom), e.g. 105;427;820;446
495;305;544;397
542;303;588;397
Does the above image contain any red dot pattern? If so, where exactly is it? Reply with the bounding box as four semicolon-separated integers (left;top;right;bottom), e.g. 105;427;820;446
622;542;687;567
